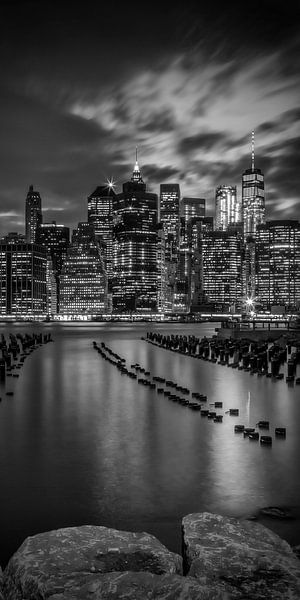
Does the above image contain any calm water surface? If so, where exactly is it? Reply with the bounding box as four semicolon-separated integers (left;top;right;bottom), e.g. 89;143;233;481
0;322;300;566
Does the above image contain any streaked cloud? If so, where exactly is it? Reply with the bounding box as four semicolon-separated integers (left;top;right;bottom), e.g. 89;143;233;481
0;0;299;234
0;211;21;218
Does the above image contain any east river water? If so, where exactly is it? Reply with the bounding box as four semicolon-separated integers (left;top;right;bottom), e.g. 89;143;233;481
0;322;300;566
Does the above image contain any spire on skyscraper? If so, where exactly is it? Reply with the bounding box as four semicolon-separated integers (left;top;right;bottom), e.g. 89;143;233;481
251;131;255;172
242;130;265;238
131;146;143;183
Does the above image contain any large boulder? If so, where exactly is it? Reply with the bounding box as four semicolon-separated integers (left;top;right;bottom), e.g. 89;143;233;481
0;567;3;600
182;512;300;599
38;572;227;599
3;525;182;600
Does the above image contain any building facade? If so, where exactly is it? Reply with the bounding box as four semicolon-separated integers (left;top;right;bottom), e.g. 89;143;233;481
215;185;241;231
87;185;116;289
25;185;43;243
159;184;181;310
36;222;70;274
112;160;158;313
256;220;300;310
156;225;168;313
0;242;47;317
242;168;265;238
59;222;106;316
159;184;180;237
45;257;57;316
36;222;70;314
199;231;243;309
180;197;205;221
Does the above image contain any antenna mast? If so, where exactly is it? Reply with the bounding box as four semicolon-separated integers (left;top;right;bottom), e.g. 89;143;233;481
251;131;255;171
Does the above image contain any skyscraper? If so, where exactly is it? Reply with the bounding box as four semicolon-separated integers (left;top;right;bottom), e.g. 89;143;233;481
112;155;158;313
156;225;168;313
36;222;70;274
175;199;206;311
87;185;116;286
159;184;180;311
256;220;300;310
36;222;70;314
59;222;106;316
242;132;265;238
25;185;43;243
215;185;241;230
159;183;180;244
190;218;214;309
0;241;47;317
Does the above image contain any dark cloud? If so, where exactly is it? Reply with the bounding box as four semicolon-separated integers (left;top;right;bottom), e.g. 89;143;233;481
139;111;175;133
142;164;181;184
0;87;104;163
265;137;300;203
0;0;178;96
192;61;241;118
176;0;300;62
178;132;229;155
257;121;281;135
257;108;300;136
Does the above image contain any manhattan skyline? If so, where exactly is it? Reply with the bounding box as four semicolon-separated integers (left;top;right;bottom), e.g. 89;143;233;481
0;0;299;237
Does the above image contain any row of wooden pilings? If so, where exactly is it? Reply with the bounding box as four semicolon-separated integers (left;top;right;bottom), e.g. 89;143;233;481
0;332;52;381
145;332;300;382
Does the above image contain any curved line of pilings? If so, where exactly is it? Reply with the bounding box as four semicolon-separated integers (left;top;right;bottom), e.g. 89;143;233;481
0;332;53;395
92;340;287;445
143;332;300;385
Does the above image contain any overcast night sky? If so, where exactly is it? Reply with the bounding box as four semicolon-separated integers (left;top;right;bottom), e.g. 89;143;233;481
0;0;299;236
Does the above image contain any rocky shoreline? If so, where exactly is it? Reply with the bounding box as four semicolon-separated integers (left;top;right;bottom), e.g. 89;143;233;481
1;512;300;599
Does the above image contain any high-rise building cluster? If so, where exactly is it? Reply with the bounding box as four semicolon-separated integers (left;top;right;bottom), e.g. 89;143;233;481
0;139;299;319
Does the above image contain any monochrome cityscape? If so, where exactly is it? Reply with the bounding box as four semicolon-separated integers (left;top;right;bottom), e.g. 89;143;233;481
0;135;299;320
1;2;300;597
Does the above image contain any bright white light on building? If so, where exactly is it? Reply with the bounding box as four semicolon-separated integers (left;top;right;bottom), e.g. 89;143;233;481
106;177;117;191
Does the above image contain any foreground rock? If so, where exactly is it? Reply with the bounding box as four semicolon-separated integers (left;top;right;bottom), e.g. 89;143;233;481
293;545;300;560
0;567;3;600
182;512;300;599
41;572;227;599
3;525;182;600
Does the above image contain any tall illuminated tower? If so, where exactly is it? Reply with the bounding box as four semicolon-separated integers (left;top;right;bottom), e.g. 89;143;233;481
242;132;265;238
159;184;180;248
176;199;205;312
215;185;241;230
112;152;158;313
159;184;180;311
87;184;116;285
25;185;43;242
36;222;70;274
36;222;70;313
